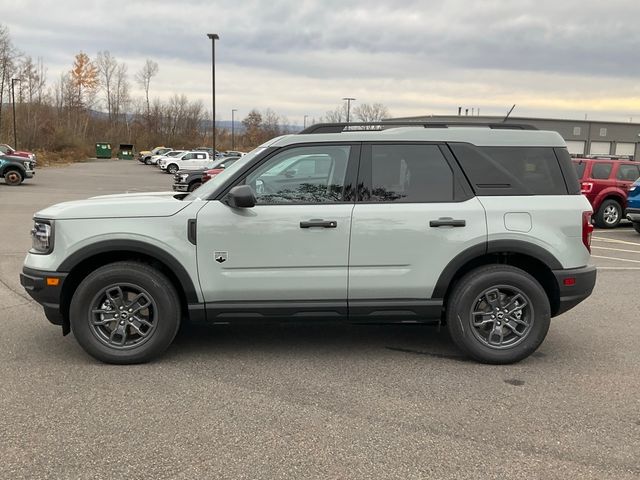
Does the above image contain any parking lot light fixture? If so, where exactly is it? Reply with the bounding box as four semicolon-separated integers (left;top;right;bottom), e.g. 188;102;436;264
206;33;219;154
232;108;237;150
342;97;355;123
11;78;21;149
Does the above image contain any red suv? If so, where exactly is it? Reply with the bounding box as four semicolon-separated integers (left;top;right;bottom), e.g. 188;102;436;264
573;158;640;228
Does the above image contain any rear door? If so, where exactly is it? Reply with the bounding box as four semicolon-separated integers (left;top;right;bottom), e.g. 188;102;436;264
615;162;640;193
348;143;487;318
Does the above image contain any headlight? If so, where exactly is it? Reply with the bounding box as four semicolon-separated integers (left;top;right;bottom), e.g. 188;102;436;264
31;220;53;254
179;173;188;182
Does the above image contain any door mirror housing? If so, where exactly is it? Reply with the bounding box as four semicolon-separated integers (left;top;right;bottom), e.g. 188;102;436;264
226;185;256;208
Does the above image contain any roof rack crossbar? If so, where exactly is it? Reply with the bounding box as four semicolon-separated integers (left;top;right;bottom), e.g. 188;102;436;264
299;121;539;134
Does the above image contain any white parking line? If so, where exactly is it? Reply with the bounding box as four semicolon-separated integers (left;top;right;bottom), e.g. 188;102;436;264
597;267;640;270
591;246;640;254
592;237;640;247
591;255;640;264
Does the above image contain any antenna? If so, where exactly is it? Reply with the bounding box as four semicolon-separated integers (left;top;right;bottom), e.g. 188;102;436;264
503;104;516;123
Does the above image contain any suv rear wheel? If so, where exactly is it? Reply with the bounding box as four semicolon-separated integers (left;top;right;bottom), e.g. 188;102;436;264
446;265;550;364
167;164;179;174
595;199;622;228
70;261;181;364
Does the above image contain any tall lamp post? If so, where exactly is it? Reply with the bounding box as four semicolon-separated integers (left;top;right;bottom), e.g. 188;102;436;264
231;108;237;150
342;97;355;123
206;33;219;155
303;115;308;129
11;78;21;149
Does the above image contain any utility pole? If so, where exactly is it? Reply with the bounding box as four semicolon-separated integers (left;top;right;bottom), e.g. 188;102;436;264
342;97;355;123
303;115;308;129
231;108;237;151
11;78;21;149
206;33;219;155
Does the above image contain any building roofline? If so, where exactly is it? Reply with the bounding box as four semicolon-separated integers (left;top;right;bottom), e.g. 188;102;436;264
389;114;640;127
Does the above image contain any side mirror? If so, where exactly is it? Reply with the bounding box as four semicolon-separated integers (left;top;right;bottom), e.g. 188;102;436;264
226;185;256;208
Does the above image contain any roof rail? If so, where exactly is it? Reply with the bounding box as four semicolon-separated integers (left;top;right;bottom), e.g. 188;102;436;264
299;121;539;134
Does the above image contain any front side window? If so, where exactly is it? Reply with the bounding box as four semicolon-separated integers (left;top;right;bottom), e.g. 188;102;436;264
360;144;454;202
244;145;351;204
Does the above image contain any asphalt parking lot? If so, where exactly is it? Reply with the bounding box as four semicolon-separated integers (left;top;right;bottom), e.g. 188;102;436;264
1;160;639;479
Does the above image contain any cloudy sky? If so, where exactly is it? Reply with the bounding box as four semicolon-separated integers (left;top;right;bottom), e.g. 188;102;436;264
3;0;640;124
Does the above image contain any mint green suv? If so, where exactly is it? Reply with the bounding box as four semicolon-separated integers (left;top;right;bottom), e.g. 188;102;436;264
20;122;596;364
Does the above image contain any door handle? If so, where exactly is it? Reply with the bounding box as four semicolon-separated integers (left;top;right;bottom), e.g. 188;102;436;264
300;219;337;229
429;217;466;227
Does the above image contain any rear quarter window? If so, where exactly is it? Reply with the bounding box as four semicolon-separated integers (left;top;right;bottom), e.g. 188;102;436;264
449;144;569;196
573;161;586;179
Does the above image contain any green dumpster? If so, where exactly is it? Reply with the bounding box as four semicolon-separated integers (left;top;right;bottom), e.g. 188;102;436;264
95;142;112;159
117;144;135;160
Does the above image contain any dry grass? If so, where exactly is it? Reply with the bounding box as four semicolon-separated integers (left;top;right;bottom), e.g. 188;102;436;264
33;147;93;167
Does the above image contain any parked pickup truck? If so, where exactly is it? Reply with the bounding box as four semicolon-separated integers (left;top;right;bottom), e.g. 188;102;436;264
0;154;36;185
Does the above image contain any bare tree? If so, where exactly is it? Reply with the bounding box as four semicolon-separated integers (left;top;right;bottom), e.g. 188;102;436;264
322;104;347;123
135;59;158;116
353;103;390;123
96;51;118;122
111;62;130;124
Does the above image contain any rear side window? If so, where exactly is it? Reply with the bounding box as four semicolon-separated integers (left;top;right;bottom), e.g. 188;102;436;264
616;164;640;182
360;144;454;202
449;144;568;195
573;161;586;179
590;163;612;180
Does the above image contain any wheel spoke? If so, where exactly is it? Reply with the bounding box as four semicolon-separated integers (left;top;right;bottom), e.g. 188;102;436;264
105;287;125;308
91;316;116;326
472;311;495;327
504;294;527;315
483;289;502;309
129;322;152;338
503;322;525;337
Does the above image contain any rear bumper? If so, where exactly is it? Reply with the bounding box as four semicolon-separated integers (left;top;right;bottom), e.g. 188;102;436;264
626;207;640;222
19;267;67;327
552;265;597;316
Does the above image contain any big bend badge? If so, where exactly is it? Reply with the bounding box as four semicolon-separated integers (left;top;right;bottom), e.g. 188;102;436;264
214;251;228;264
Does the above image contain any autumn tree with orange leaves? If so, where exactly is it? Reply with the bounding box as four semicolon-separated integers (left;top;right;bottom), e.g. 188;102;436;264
70;52;98;108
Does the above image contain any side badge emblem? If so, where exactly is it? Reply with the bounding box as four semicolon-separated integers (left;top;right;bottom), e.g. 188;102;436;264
214;251;228;264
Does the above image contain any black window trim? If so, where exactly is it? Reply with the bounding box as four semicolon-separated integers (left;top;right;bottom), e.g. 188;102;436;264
356;141;472;204
214;142;361;206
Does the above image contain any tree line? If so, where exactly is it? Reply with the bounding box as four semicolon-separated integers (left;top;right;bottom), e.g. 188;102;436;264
0;24;390;162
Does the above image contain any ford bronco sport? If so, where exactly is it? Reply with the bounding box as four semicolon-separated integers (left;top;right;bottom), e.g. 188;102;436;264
20;122;596;364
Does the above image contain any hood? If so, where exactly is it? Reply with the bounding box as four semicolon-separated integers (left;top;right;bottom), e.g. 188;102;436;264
11;150;33;158
35;191;191;220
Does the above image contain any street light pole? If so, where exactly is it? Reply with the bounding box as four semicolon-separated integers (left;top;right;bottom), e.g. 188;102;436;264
11;78;21;149
303;115;308;129
342;97;355;123
206;33;219;155
231;108;237;150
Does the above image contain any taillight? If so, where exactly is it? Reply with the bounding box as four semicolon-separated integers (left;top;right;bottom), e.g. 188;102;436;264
582;211;594;253
581;182;593;194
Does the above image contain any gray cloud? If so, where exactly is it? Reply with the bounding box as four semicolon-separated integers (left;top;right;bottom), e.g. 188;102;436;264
3;0;640;122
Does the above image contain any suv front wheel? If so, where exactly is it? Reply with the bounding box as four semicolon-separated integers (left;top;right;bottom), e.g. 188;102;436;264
446;265;550;364
70;261;181;364
595;199;622;228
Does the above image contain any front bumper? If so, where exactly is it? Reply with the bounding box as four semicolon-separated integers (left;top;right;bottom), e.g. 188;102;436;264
172;183;189;192
20;267;68;330
552;265;597;316
626;207;640;222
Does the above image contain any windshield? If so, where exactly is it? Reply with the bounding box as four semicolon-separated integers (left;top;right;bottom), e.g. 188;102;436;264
166;151;184;157
185;147;267;201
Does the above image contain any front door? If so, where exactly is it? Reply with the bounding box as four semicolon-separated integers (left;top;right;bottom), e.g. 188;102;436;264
196;144;359;318
348;143;487;318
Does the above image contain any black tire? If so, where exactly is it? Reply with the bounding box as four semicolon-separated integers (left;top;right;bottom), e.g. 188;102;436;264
70;261;181;364
595;199;622;228
633;222;640;234
144;157;151;165
188;180;202;192
167;164;178;174
446;265;550;364
4;169;24;186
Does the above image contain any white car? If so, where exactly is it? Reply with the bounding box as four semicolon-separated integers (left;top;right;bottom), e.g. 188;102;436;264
21;121;596;364
150;150;186;166
159;151;211;174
